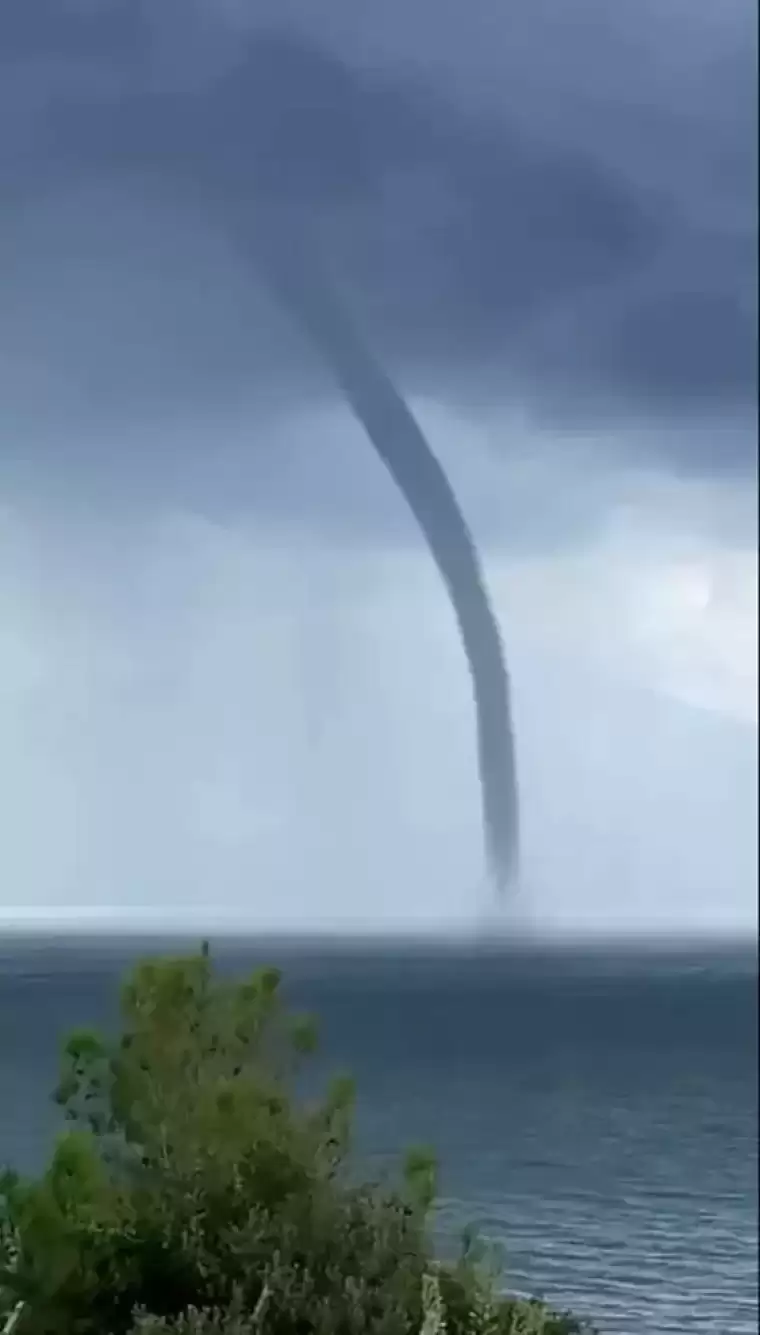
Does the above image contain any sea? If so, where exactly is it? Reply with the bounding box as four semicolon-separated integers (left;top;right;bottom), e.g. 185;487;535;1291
0;934;756;1334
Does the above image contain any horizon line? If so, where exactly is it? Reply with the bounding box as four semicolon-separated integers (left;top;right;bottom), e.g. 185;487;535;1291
0;915;756;952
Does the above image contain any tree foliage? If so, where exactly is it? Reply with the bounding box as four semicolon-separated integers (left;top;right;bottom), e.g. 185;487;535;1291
0;945;592;1334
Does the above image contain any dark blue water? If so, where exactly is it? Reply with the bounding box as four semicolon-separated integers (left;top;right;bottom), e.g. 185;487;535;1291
0;935;756;1333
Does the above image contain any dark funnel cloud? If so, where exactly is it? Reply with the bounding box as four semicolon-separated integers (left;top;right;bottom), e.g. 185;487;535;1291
251;221;519;893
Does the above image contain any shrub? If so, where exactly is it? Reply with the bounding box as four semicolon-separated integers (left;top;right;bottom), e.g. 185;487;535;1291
0;945;593;1334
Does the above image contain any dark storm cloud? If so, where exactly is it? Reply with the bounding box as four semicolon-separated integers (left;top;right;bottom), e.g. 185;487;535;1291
1;0;756;471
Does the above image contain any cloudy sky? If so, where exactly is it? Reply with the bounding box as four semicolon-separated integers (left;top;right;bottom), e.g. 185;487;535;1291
1;0;756;936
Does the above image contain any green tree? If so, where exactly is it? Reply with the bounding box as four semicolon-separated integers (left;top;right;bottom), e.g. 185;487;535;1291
0;945;592;1335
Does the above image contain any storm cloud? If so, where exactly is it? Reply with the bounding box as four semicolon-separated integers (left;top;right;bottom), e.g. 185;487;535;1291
1;0;756;463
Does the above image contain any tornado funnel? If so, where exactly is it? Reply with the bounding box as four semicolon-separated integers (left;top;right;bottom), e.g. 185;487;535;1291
253;225;520;894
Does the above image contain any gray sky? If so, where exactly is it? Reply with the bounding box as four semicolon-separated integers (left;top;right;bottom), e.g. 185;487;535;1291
0;0;756;935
